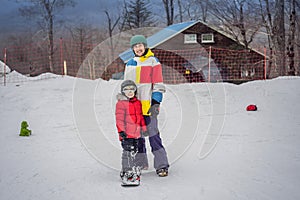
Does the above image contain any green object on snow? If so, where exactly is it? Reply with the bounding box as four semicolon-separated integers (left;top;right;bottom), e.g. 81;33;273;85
19;121;31;136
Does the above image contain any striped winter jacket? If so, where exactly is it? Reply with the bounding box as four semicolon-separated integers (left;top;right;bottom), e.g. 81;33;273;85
124;49;166;115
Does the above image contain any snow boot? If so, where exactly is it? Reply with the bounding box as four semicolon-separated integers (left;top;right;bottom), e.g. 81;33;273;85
156;168;168;177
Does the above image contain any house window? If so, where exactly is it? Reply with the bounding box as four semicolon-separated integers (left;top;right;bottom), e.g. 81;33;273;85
201;33;214;43
184;34;197;44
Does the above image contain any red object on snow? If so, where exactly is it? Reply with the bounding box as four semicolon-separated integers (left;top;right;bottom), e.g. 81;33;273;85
246;104;257;111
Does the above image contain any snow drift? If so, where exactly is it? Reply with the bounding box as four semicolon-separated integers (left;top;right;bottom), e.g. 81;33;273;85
0;60;11;74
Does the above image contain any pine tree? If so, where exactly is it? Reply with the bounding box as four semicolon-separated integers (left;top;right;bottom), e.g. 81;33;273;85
123;0;156;30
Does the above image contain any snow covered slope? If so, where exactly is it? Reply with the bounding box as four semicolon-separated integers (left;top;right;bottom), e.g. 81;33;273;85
0;75;299;200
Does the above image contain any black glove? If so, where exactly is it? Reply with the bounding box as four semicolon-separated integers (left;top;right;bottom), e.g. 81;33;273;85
148;104;160;116
141;130;149;137
119;131;127;140
122;138;138;152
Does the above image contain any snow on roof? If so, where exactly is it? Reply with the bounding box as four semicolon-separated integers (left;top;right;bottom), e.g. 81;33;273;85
119;21;198;62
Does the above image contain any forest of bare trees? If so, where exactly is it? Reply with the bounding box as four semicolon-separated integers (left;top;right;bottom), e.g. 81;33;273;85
1;0;300;77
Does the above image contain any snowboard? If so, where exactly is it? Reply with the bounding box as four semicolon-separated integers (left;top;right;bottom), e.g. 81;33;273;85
121;180;140;187
121;173;141;187
121;176;140;187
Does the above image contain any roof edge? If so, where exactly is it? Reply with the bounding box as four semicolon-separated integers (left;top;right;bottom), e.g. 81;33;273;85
149;20;199;49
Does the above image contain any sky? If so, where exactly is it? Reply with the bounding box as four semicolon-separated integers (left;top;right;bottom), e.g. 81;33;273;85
0;0;124;36
0;0;163;34
0;0;22;33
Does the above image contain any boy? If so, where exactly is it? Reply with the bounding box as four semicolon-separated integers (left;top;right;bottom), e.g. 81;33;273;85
115;80;148;185
124;35;169;177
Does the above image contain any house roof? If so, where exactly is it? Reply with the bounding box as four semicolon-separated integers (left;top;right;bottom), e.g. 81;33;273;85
119;20;198;62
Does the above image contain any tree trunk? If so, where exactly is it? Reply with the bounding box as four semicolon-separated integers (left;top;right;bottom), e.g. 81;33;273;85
104;11;120;63
272;0;285;76
287;0;296;76
177;0;183;22
162;0;174;25
45;2;54;73
239;3;248;49
48;15;54;72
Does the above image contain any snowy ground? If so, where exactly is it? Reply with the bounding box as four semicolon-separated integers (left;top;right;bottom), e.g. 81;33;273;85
0;73;300;200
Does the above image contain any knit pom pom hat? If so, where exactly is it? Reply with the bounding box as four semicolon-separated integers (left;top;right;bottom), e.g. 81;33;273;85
130;35;147;48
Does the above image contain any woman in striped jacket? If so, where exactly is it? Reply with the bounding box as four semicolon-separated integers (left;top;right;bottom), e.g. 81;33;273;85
124;35;169;177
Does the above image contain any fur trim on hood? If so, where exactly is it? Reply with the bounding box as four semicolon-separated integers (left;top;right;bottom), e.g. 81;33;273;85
116;93;128;101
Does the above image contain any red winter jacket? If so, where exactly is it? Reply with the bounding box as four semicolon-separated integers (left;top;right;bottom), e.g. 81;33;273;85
115;95;147;141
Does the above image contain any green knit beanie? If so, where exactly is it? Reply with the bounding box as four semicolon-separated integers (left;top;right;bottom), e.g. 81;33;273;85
130;35;147;48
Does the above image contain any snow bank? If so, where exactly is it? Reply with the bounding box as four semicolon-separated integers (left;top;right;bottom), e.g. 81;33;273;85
0;69;63;85
0;60;11;74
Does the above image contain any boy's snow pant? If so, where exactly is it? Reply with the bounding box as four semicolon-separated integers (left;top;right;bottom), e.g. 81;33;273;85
136;137;148;168
136;115;169;170
121;138;138;172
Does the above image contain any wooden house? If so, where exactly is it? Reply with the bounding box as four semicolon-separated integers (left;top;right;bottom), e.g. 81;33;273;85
104;20;266;83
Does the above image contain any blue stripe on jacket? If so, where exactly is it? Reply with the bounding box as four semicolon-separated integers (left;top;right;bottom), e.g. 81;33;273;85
152;92;163;103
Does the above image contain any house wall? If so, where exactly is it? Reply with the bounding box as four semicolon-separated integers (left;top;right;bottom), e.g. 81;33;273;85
155;22;265;82
156;23;246;51
156;33;201;50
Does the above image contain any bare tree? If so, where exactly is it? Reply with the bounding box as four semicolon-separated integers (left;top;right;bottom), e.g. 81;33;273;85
68;22;97;63
259;0;275;77
273;0;285;76
296;0;300;75
287;0;296;75
198;0;209;22
191;0;210;22
158;0;205;23
208;0;263;49
162;0;174;25
177;0;183;22
259;0;285;77
17;0;76;72
104;10;121;61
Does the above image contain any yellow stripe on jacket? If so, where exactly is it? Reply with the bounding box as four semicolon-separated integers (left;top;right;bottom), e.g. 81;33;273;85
135;66;141;83
141;100;151;116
